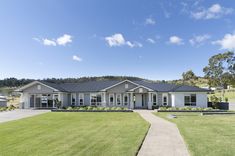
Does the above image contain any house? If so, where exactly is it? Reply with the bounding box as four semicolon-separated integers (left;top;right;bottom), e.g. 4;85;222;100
0;96;7;107
15;79;210;109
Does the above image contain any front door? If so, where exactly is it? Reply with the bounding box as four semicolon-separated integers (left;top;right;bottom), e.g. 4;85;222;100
135;94;143;108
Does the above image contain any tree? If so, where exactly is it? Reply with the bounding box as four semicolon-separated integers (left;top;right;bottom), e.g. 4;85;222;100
203;51;235;89
182;70;197;81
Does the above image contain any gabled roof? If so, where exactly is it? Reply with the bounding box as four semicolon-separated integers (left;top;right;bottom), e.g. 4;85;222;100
16;79;210;93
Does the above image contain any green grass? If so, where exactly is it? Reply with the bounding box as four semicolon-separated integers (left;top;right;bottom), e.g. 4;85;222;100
154;112;235;156
0;112;149;156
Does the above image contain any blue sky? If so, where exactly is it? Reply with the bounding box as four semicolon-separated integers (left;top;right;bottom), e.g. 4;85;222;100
0;0;235;80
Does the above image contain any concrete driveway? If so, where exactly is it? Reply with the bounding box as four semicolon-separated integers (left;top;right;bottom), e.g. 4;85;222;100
0;109;50;123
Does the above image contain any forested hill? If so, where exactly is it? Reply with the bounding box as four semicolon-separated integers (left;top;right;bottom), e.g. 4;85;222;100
0;76;146;87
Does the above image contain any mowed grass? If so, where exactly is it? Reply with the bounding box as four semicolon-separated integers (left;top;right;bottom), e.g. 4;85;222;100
0;112;149;156
154;112;235;156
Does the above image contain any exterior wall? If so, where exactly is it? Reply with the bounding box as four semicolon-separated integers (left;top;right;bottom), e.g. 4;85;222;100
0;101;7;107
134;87;148;93
84;93;90;106
171;92;208;108
157;93;162;105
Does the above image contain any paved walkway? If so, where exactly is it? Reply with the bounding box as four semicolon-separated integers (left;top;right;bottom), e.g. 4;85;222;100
135;110;190;156
0;109;50;123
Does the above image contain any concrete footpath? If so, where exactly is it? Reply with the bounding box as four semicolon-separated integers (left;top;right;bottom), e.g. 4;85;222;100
135;110;190;156
0;109;50;123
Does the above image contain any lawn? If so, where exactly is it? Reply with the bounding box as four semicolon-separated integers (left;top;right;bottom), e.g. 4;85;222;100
0;112;149;156
155;112;235;156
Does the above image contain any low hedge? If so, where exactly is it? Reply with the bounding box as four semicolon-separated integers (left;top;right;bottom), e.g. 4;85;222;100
52;106;133;112
0;105;16;112
157;106;227;112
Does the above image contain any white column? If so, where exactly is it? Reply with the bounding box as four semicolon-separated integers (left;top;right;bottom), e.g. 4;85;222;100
148;92;152;110
102;92;106;107
130;92;134;109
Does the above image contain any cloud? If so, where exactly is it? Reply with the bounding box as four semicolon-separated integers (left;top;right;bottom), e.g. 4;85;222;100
56;34;72;46
33;34;72;46
212;33;235;50
145;17;156;25
189;34;211;47
43;39;57;46
169;36;184;45
105;33;142;48
105;33;126;47
146;38;156;44
191;4;233;20
72;55;82;62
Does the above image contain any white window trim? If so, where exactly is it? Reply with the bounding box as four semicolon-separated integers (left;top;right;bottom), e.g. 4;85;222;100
71;93;76;106
116;94;122;106
123;94;129;106
184;94;197;106
109;93;114;105
152;93;157;105
79;93;84;106
90;93;102;106
162;93;168;106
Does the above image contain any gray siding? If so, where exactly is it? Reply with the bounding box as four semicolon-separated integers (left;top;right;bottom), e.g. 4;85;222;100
23;83;54;94
134;87;148;93
107;81;137;93
84;93;90;106
158;93;162;105
0;101;7;107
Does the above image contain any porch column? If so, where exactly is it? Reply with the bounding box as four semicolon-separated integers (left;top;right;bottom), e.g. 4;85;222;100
148;92;152;110
130;92;134;109
102;92;106;107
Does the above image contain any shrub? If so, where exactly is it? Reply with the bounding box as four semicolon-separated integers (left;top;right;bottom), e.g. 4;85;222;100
225;97;228;102
67;107;73;110
87;106;94;110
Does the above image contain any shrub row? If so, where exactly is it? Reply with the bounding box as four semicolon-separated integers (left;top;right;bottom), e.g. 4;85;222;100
0;105;16;112
159;106;218;111
66;106;129;111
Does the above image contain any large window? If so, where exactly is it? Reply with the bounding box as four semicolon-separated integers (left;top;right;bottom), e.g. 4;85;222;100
79;94;84;106
153;94;157;105
184;94;196;106
109;94;114;105
123;94;129;106
90;93;102;106
71;93;76;106
162;94;168;106
116;94;122;106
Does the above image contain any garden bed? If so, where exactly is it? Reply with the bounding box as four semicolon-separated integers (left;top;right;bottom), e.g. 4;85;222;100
201;112;235;115
52;109;133;112
0;105;16;112
157;110;227;112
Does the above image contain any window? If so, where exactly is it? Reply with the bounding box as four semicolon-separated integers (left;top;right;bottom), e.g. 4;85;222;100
109;94;114;105
184;94;196;106
152;94;157;105
79;94;84;106
125;84;129;89
162;94;168;106
116;94;121;106
123;94;129;106
37;85;41;90
90;93;102;106
71;93;76;106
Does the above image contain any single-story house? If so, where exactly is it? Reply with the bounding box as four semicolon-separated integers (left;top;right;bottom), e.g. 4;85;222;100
0;96;7;107
15;80;210;109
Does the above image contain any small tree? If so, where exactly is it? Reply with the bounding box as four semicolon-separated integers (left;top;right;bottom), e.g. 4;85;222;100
210;95;219;109
54;99;62;109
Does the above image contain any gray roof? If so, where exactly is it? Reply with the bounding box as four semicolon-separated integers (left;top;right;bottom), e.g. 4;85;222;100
40;80;210;92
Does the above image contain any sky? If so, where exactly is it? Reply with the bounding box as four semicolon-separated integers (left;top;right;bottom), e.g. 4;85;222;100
0;0;235;80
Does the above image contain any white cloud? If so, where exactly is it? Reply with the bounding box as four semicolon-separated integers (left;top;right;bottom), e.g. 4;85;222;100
105;33;142;48
72;55;82;62
191;4;233;20
146;38;156;44
56;34;72;46
43;39;57;46
169;36;184;45
105;33;126;47
212;33;235;50
189;34;211;47
145;17;156;25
